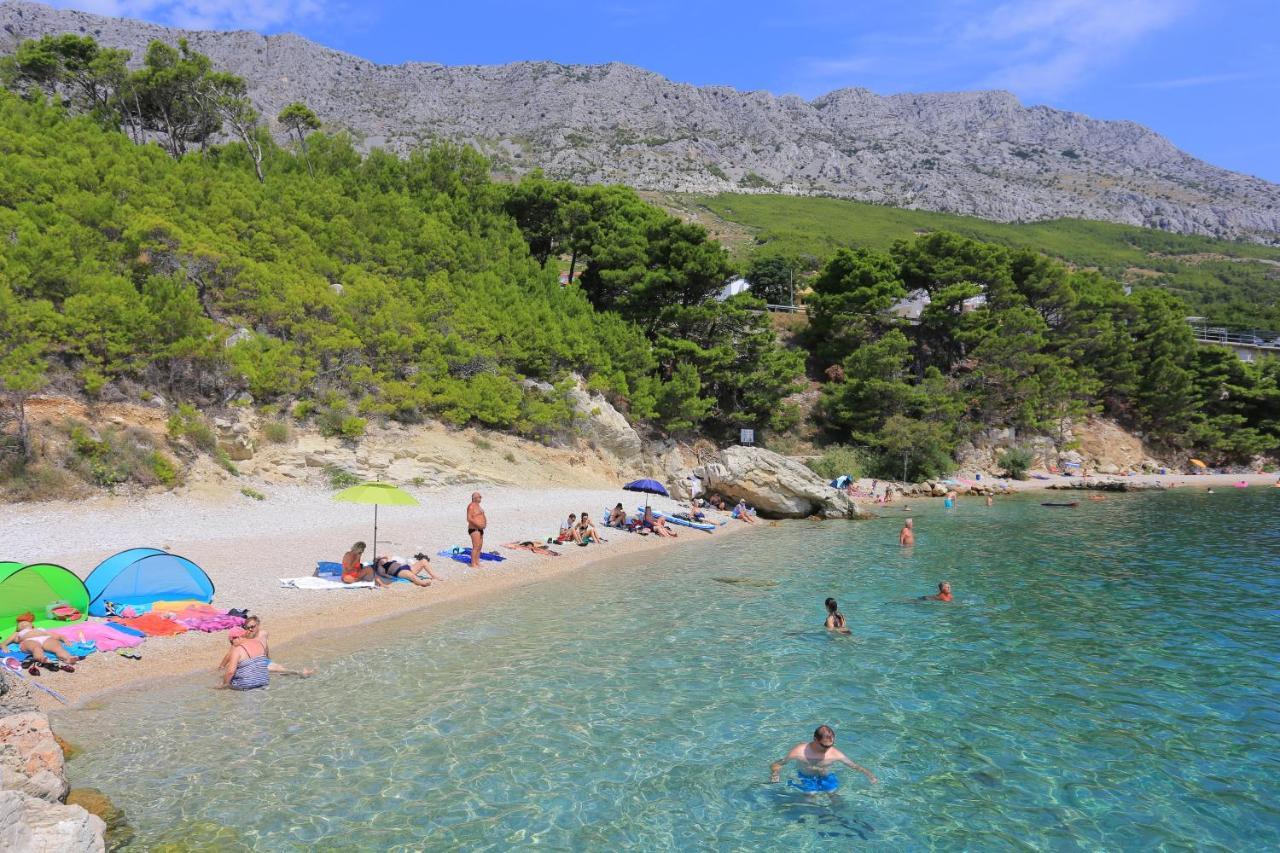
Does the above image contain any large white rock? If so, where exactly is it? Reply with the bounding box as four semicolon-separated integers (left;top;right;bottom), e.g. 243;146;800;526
692;445;862;519
0;790;106;853
0;712;66;803
566;387;643;462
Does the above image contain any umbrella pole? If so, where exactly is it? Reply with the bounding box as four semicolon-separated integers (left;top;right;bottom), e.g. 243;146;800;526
373;504;379;568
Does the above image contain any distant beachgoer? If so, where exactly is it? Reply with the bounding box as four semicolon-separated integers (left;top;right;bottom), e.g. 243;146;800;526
342;542;387;587
560;513;578;541
734;500;758;524
920;581;952;602
985;495;993;507
411;552;443;581
467;492;487;568
1206;488;1215;494
608;503;627;527
372;555;433;587
899;519;915;546
651;514;677;538
4;613;77;674
824;598;850;633
769;725;878;788
1089;494;1106;502
577;512;604;545
708;494;727;511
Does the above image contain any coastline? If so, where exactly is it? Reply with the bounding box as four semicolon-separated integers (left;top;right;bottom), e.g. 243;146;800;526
3;483;759;712
7;470;1276;711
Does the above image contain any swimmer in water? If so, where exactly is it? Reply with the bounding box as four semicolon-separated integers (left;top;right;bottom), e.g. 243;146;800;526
770;725;878;788
824;598;850;633
920;581;952;602
985;495;993;507
899;518;915;546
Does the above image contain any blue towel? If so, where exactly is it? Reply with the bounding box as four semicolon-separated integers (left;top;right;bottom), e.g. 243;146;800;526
438;547;505;562
316;561;342;577
4;643;30;662
62;641;96;658
105;622;148;638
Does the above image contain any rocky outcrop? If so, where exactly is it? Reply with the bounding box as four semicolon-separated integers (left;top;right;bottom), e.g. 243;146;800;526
0;675;107;852
2;0;1278;239
567;386;643;462
693;445;863;519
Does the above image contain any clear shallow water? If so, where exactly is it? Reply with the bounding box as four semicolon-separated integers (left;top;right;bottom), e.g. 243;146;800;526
61;490;1280;850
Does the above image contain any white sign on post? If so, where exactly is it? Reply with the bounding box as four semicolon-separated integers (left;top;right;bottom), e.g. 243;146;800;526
740;428;755;445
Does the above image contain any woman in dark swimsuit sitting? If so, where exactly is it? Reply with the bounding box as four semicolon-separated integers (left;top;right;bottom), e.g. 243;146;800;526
824;597;850;633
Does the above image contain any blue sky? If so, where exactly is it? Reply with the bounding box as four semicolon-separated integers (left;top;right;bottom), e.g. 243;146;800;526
54;1;1280;182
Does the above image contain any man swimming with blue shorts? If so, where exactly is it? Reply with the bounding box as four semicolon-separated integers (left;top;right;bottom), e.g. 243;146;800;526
769;725;878;790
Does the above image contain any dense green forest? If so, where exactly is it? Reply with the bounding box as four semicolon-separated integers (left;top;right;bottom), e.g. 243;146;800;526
0;35;801;482
693;193;1280;331
0;34;1276;497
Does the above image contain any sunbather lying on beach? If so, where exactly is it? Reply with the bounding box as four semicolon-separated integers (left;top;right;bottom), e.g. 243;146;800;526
372;555;434;587
505;541;562;556
642;507;677;538
4;613;78;674
342;542;389;587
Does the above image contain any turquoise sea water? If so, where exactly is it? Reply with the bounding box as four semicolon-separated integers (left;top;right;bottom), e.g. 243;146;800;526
60;489;1280;850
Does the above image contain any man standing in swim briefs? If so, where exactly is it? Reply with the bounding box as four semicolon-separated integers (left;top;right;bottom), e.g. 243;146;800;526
466;491;487;568
899;518;915;546
770;725;878;789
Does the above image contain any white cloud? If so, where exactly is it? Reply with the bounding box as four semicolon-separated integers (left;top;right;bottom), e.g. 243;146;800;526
1136;71;1260;90
966;0;1195;95
49;0;325;31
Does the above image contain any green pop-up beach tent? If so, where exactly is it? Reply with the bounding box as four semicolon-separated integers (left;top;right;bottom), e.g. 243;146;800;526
0;561;90;629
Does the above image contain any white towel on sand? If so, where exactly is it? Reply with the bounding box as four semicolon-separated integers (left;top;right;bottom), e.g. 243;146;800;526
279;576;374;590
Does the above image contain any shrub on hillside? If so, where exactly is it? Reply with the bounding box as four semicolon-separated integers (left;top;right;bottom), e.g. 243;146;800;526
998;447;1035;480
805;446;867;481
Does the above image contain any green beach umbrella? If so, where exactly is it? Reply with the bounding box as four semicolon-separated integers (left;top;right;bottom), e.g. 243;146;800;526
332;482;420;564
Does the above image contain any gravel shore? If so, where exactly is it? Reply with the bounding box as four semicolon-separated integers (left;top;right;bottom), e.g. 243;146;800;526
2;483;755;710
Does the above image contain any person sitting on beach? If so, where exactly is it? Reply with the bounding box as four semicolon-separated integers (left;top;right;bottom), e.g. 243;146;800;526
707;494;727;511
217;616;314;676
559;513;578;542
607;503;627;528
920;581;952;602
4;613;77;674
824;598;850;634
218;616;314;688
372;555;434;587
733;500;758;524
576;512;604;545
899;519;915;546
641;506;677;537
342;542;388;587
769;725;878;788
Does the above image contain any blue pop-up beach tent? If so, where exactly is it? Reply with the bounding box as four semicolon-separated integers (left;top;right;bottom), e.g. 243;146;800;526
84;548;215;616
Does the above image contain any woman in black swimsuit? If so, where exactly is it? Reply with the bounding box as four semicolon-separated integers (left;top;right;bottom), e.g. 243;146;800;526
824;597;850;633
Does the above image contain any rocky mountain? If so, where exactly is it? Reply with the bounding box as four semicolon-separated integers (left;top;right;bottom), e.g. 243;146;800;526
3;0;1278;240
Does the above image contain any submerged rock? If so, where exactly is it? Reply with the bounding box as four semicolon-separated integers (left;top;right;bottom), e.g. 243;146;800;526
67;787;133;849
692;445;864;519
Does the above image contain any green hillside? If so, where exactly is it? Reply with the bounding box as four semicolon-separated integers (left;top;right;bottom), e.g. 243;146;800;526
689;193;1280;329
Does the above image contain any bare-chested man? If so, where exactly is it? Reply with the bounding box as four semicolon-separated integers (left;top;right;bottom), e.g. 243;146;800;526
466;492;487;568
899;518;915;546
770;725;878;790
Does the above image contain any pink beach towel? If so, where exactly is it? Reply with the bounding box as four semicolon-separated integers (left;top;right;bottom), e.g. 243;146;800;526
50;622;144;651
